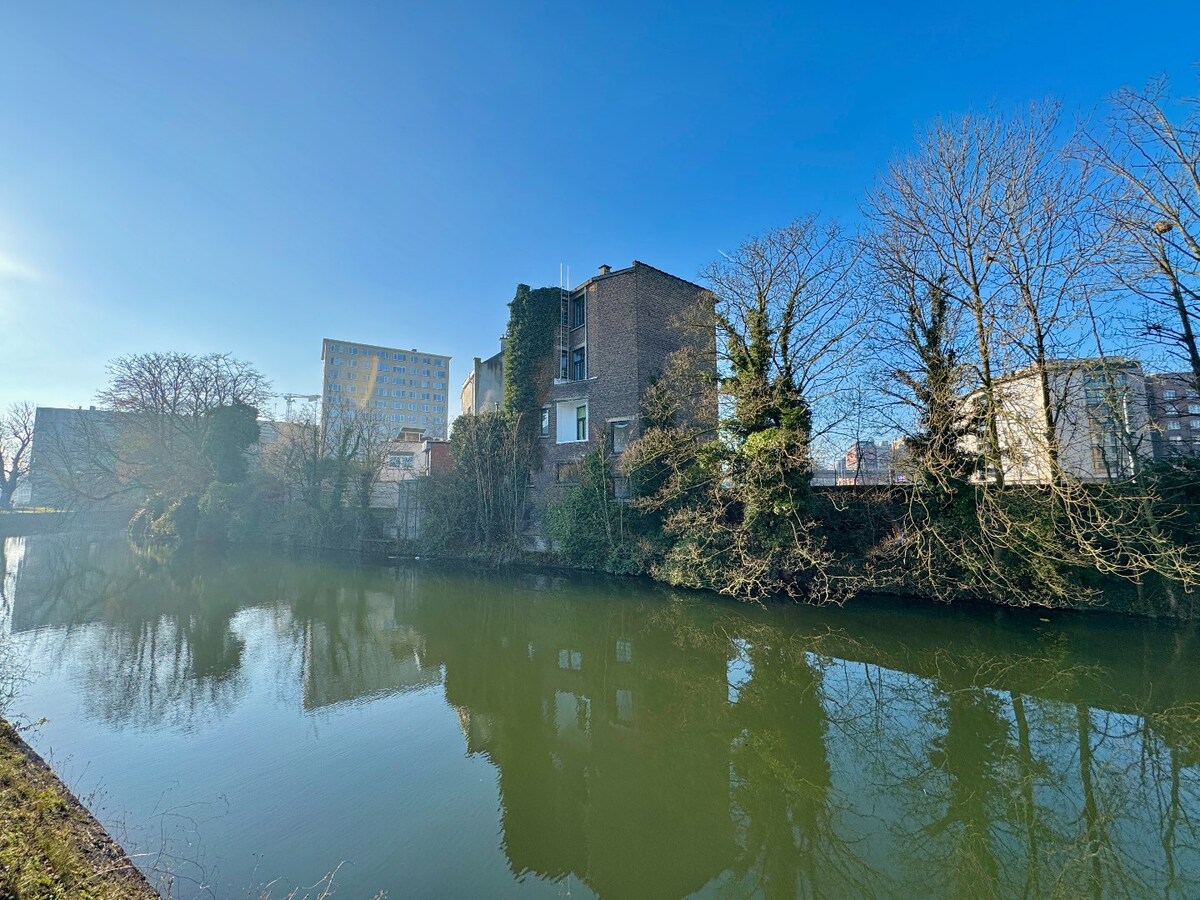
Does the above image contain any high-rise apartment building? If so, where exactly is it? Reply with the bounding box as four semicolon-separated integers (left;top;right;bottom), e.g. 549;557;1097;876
321;339;452;439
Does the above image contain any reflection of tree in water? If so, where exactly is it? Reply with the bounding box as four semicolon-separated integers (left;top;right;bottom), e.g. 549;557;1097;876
724;639;865;899
71;543;248;731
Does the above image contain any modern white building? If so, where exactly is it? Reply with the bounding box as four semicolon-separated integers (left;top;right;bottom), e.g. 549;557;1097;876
320;339;451;439
966;358;1152;483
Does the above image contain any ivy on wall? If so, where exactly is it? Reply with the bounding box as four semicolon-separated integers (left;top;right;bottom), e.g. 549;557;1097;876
502;284;560;436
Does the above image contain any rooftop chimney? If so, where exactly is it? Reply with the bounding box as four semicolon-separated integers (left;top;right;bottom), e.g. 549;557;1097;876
598;264;612;275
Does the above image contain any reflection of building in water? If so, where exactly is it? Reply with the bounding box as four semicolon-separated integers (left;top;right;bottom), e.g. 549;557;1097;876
302;589;441;710
418;592;736;898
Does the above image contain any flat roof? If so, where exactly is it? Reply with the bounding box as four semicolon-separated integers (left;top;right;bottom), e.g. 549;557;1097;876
321;338;452;362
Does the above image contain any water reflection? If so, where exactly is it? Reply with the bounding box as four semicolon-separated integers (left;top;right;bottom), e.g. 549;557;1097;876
7;534;1200;897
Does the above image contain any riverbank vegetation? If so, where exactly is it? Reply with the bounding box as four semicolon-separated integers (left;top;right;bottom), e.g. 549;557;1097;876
0;722;156;899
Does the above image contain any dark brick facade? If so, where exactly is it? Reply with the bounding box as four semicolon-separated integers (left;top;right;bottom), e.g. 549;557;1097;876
527;261;714;531
1146;372;1200;459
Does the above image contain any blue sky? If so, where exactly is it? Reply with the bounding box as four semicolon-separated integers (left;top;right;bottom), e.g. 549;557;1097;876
2;1;1198;416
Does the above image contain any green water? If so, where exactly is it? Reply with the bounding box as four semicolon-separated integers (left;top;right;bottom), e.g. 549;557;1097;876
2;534;1199;898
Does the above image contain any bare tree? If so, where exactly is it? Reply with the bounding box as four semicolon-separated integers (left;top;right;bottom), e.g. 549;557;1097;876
0;402;34;509
1076;75;1200;391
93;352;270;498
867;112;1013;485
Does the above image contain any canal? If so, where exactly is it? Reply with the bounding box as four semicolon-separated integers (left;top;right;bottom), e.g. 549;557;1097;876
2;534;1199;898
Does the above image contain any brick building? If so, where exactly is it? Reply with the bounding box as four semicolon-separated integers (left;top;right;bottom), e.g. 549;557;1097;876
526;261;714;528
1145;372;1200;459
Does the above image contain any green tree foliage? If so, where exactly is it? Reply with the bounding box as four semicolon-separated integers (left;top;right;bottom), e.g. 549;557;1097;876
544;439;650;574
202;402;261;484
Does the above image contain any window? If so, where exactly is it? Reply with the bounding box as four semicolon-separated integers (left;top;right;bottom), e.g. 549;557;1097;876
436;370;445;378
332;357;343;365
556;461;579;483
576;404;588;441
572;295;585;328
393;366;405;373
348;372;357;380
1164;389;1178;400
422;369;430;377
435;382;445;390
434;358;443;365
393;402;403;409
393;390;403;397
609;420;630;454
559;350;569;380
422;357;430;364
1168;420;1182;430
1189;404;1200;415
540;407;550;437
422;380;430;388
375;400;386;408
409;403;417;411
435;405;444;413
615;689;634;723
615;640;632;663
378;350;388;359
348;385;357;393
394;353;405;361
421;392;429;400
571;347;585;381
349;347;358;355
557;649;583;671
349;359;358;367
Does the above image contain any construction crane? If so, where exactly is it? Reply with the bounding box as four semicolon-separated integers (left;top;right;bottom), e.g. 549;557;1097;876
271;393;321;417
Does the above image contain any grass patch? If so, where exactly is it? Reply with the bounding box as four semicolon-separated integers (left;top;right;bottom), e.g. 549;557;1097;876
0;721;156;899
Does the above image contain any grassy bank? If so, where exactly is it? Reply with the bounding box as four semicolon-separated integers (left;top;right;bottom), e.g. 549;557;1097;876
0;721;156;899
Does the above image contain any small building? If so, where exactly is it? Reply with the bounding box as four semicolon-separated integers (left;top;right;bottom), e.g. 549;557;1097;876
460;340;506;416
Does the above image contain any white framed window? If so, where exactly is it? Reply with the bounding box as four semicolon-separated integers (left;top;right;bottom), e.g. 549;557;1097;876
1164;389;1178;400
555;400;588;443
1168;420;1182;430
540;407;550;438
